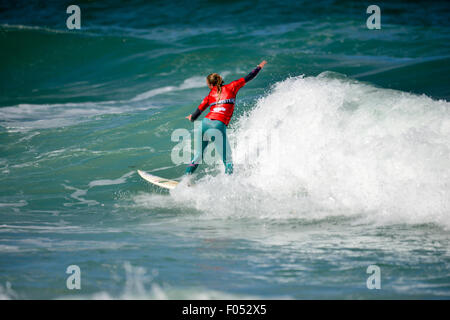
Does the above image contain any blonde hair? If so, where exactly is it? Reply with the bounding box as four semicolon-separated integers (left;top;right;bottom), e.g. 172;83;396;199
207;73;224;102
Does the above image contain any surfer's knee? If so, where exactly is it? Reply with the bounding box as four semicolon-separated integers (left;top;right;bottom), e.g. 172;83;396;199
185;162;198;175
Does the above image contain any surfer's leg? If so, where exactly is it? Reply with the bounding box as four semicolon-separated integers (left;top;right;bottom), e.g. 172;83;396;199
211;120;233;174
185;119;209;175
223;129;233;175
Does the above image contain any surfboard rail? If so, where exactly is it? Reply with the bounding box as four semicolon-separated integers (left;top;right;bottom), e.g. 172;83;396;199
137;170;179;190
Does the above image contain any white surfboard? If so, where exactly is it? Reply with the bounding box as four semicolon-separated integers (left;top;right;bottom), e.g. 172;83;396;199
137;170;179;190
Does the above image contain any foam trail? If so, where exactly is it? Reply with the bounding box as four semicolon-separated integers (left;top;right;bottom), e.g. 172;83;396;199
62;184;99;207
170;73;450;228
131;72;231;102
88;171;135;188
131;76;205;101
0;282;18;300
59;262;272;300
0;101;154;131
0;73;229;131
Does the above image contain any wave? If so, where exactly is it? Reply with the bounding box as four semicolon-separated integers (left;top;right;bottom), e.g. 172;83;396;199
58;262;282;300
168;73;450;228
0;282;18;300
131;76;206;101
0;71;227;131
0;101;155;131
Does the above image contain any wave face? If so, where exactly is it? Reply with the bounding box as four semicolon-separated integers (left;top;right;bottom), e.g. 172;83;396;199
171;74;450;227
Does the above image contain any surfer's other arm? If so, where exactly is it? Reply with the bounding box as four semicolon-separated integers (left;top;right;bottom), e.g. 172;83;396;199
187;108;202;122
186;96;209;122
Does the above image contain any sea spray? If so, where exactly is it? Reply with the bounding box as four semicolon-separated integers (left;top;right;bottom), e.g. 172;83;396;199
171;73;450;227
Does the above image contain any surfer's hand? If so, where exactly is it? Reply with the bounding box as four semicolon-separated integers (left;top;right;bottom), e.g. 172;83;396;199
186;115;192;121
258;60;267;68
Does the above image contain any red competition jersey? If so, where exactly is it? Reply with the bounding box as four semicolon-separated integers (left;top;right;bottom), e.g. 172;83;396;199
197;78;246;126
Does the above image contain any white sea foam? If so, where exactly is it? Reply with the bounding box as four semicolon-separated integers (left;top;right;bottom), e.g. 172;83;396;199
131;76;206;101
0;200;28;208
0;72;228;131
168;73;450;228
59;262;277;300
61;171;134;207
0;245;20;253
0;282;18;300
62;184;99;207
131;72;231;102
88;171;135;188
0;101;154;131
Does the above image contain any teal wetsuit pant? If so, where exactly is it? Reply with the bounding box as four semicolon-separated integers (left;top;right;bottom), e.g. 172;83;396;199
185;118;233;175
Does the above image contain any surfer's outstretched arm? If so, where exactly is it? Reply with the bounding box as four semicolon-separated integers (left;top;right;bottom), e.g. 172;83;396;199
244;60;267;83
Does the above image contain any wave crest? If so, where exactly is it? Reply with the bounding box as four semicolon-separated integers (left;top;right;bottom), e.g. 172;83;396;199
172;73;450;227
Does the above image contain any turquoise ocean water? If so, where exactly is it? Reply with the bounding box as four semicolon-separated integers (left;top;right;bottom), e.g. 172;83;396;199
0;0;449;299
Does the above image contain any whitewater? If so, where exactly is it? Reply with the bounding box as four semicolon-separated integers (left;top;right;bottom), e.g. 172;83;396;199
135;73;450;229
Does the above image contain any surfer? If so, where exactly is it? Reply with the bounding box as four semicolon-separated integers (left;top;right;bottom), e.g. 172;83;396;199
185;60;267;175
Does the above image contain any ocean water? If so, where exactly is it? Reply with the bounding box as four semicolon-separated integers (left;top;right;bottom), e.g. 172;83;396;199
0;0;450;299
